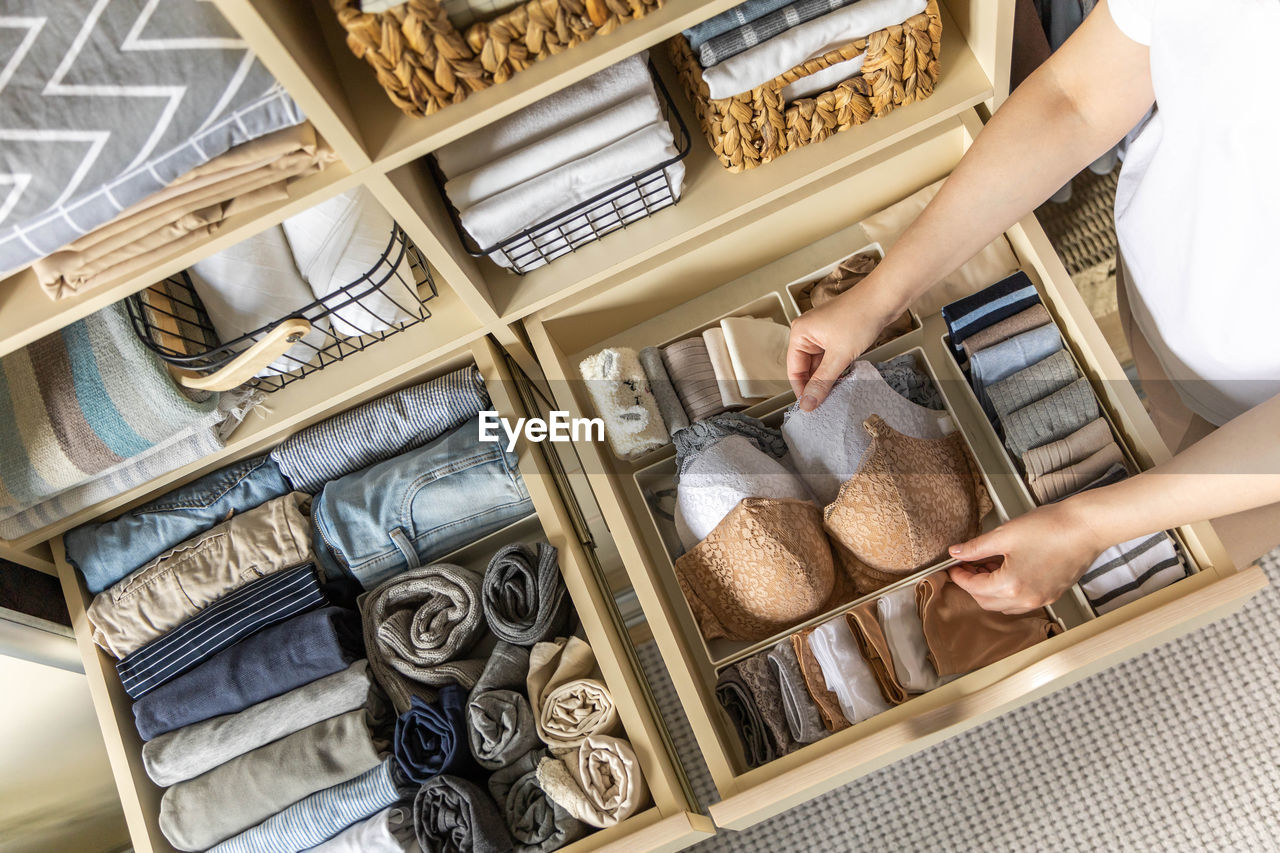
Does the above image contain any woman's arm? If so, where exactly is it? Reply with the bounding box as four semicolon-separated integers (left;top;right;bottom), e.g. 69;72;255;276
787;0;1156;409
949;393;1280;613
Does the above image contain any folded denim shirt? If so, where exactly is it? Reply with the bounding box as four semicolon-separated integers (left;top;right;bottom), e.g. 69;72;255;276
65;454;291;595
313;417;534;589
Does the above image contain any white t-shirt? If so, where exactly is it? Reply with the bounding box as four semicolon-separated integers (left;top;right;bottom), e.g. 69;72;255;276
1109;0;1280;425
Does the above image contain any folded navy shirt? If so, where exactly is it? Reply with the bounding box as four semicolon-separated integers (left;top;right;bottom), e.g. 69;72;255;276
942;271;1040;358
393;684;481;784
132;606;363;741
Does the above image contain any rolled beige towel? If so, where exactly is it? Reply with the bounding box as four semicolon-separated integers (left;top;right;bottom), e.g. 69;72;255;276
536;734;649;828
527;636;619;750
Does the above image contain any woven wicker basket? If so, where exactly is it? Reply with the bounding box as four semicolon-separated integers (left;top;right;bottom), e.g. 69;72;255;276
670;0;942;172
332;0;665;117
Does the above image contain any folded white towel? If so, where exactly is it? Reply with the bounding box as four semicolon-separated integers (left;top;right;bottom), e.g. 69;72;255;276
721;316;791;399
281;187;420;338
445;91;664;210
703;0;927;99
781;52;867;101
189;226;328;376
809;617;892;725
876;585;939;693
488;162;686;271
702;327;749;408
1081;532;1186;615
435;54;653;177
460;120;680;250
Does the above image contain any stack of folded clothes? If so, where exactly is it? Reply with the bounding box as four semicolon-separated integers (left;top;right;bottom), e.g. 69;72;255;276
433;54;685;271
0;0;334;298
944;273;1188;614
64;362;651;850
682;0;930;101
576;314;793;460
716;568;1059;768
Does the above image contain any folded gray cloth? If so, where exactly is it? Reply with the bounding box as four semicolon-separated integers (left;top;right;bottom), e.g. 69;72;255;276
767;639;828;744
999;377;1101;459
482;542;572;647
414;775;513;853
159;708;385;852
716;663;776;768
875;354;946;411
672;412;787;475
639;346;691;435
467;642;541;771
698;0;852;67
737;651;798;757
362;563;487;714
142;660;374;787
489;748;588;853
986;349;1080;419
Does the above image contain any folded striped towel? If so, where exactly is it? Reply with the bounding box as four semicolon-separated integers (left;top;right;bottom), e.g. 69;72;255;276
698;0;854;67
683;0;795;48
1081;532;1187;615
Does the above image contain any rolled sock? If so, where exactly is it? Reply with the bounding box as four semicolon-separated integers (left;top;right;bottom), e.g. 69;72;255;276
721;316;791;399
487;748;588;852
986;349;1081;419
527;636;619;749
1080;532;1186;615
639;346;690;434
413;775;514;853
1022;417;1115;479
1029;440;1126;503
393;685;479;784
482;542;572;647
535;735;648;828
702;327;749;408
961;304;1053;358
661;337;729;422
999;377;1101;459
579;347;670;460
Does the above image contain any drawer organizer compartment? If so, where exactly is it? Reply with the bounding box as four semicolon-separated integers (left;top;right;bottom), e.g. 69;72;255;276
51;337;711;853
523;176;1264;832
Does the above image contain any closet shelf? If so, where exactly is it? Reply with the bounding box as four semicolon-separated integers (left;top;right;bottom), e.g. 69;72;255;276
2;276;484;552
0;165;360;361
456;1;992;323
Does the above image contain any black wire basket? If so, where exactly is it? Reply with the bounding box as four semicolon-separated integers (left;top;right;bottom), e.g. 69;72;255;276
428;63;692;275
126;223;438;393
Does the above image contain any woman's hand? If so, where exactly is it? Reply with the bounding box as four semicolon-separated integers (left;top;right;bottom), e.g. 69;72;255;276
787;273;905;411
946;501;1108;613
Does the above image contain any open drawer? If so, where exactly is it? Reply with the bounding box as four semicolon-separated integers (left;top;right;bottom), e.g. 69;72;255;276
521;109;1268;832
50;336;712;853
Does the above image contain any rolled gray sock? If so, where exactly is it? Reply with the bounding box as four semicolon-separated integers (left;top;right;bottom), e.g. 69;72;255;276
482;542;572;647
640;346;690;435
489;748;588;853
986;349;1080;419
467;642;541;770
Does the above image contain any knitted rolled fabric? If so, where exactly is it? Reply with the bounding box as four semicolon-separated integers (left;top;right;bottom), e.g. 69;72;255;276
535;735;648;828
661;337;729;422
736;652;799;756
1029;440;1126;504
414;775;514;853
482;542;572;647
942;270;1041;357
960;304;1053;359
967;324;1065;418
393;685;480;784
579;347;670;460
488;748;588;853
1022;417;1115;479
766;639;829;744
361;563;487;714
874;353;945;411
467;642;541;771
702;327;749;408
986;349;1081;420
527;636;620;749
999;378;1102;460
1080;532;1186;615
672;412;786;475
716;663;775;768
639;346;690;435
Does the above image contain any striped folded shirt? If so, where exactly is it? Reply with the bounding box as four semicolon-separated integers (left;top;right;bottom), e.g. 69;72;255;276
698;0;853;68
1080;532;1187;615
116;566;325;699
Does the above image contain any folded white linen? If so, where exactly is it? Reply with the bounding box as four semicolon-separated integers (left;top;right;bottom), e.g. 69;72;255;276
703;0;927;99
809;617;892;725
781;52;867;101
189;226;328;376
445;91;664;210
460;120;680;251
721;316;791;399
281;186;419;338
435;55;653;176
488;163;686;271
876;585;939;693
1081;532;1186;615
702;327;749;408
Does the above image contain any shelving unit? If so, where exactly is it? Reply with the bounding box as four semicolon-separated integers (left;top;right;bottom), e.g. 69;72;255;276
0;0;1014;575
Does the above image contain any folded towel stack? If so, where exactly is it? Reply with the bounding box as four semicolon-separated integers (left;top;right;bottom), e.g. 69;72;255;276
434;55;685;272
682;0;928;100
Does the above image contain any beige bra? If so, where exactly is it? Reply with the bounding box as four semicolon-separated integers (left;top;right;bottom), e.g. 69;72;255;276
825;415;993;596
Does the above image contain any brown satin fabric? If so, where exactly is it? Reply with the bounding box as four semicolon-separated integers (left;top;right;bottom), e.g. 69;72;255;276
795;252;913;347
960;304;1053;359
790;629;850;733
824;415;993;595
674;498;836;642
845;601;907;705
914;572;1060;677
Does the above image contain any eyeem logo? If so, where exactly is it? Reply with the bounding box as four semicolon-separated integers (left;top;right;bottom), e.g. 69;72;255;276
478;411;605;452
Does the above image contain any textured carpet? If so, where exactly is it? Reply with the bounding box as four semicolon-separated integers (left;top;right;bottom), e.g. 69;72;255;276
637;549;1280;851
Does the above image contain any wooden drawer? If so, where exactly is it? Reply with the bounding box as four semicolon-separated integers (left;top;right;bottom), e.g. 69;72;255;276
521;110;1267;832
51;337;712;853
